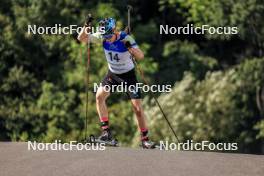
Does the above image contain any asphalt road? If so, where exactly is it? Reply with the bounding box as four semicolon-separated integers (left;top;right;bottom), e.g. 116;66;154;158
0;142;263;176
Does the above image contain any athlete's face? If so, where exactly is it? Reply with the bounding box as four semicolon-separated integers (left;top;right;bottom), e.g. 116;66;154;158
105;30;118;43
108;34;117;42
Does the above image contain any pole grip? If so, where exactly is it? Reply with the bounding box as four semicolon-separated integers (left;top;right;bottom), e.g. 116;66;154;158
127;5;133;34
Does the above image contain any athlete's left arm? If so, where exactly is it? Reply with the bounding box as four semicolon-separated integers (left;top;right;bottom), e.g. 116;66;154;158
128;47;144;60
123;35;144;60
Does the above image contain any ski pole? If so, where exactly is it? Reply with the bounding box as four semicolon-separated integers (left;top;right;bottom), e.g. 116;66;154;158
126;5;180;143
84;14;92;142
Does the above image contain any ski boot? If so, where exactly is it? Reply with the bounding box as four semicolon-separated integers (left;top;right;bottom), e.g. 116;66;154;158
141;139;156;149
90;129;118;147
98;129;112;141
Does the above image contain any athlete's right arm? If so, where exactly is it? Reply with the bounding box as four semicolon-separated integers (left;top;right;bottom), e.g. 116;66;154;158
77;26;103;44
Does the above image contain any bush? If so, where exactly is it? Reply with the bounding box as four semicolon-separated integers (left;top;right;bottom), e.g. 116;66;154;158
144;58;264;153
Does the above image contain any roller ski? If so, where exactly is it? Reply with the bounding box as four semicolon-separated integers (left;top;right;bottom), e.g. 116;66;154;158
89;129;119;147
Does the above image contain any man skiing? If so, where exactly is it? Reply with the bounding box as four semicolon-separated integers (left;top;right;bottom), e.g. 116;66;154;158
77;17;155;149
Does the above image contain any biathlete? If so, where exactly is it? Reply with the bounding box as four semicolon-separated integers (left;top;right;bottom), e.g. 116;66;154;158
78;17;155;149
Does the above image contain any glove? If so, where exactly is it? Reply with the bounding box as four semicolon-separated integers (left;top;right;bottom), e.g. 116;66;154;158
85;14;94;26
122;35;135;49
124;41;132;49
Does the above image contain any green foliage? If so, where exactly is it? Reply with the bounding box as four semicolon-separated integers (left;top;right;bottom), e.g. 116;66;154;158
255;120;264;139
134;20;158;43
160;0;264;41
159;40;218;84
144;58;264;152
96;3;120;19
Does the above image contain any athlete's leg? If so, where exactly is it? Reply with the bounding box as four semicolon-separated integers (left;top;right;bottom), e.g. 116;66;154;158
96;86;110;129
130;99;148;135
130;99;147;129
131;98;156;148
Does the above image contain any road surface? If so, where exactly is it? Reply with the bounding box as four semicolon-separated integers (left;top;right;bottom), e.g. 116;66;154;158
0;142;263;176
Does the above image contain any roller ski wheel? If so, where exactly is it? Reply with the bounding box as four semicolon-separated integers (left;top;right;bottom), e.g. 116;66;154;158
141;139;157;149
89;135;119;147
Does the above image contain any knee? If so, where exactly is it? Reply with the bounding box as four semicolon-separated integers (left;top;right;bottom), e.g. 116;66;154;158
132;104;142;116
